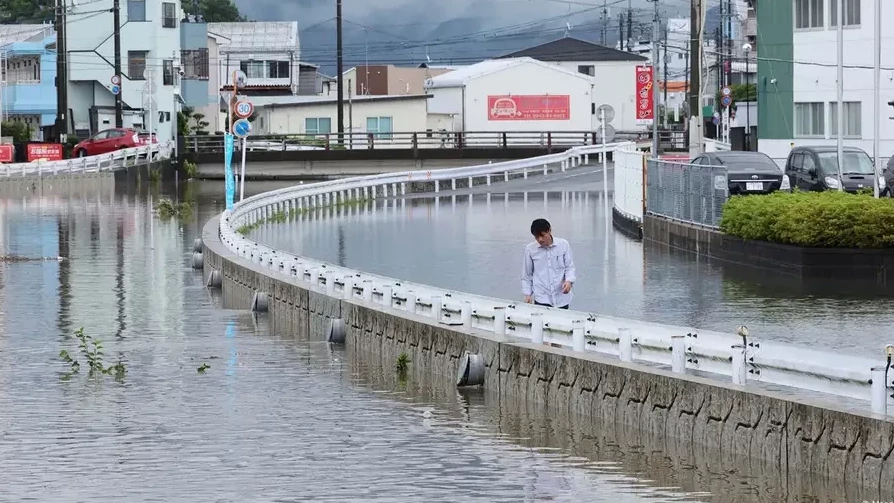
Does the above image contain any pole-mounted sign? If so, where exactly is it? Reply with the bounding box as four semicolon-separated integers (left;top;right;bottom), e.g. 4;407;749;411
234;100;254;119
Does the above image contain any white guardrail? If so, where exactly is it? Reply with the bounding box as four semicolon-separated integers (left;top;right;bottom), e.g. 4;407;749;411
216;141;890;410
0;141;173;177
611;144;645;224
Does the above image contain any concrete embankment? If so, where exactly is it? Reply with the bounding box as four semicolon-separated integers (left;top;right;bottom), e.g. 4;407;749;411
202;215;894;500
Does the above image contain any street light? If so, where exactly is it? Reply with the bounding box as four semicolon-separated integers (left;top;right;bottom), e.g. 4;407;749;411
742;43;752;151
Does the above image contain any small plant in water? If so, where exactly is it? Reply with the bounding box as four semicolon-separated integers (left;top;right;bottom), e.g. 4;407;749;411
59;327;126;378
197;363;210;373
148;168;162;184
395;352;410;374
155;199;194;220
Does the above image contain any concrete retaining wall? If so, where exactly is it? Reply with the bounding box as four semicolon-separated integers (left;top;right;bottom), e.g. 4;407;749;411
202;215;894;500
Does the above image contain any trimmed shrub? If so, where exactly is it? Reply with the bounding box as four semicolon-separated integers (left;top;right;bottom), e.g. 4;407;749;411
719;190;894;248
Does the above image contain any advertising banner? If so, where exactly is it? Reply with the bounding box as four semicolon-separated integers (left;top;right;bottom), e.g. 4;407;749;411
26;143;63;162
0;145;13;163
224;133;235;210
635;66;655;125
487;95;570;121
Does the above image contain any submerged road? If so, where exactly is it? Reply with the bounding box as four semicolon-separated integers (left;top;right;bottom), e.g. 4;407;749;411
255;164;894;359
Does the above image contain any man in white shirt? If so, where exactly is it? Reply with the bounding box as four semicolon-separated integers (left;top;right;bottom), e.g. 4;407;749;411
521;218;577;309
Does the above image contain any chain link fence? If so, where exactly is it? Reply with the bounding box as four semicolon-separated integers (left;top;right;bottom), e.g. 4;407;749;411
646;159;729;228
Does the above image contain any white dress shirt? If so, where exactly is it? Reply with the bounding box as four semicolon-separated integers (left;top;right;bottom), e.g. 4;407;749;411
521;237;577;307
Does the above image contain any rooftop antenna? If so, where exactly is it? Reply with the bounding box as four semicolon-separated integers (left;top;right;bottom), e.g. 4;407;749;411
564;21;573;38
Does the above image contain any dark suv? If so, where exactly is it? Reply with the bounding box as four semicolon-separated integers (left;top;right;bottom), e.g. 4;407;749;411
784;146;884;193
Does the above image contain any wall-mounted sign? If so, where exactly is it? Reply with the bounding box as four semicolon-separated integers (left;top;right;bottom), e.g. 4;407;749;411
486;95;570;121
0;144;13;163
27;143;63;162
635;65;654;125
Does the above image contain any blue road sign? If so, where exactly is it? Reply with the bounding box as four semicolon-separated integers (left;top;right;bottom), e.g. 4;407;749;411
223;134;235;209
721;95;732;107
111;85;121;95
712;116;721;125
233;118;252;139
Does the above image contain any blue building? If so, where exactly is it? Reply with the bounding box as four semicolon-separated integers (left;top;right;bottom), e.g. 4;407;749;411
1;27;57;141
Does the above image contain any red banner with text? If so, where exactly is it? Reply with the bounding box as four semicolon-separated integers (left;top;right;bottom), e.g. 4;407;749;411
0;145;13;163
487;95;570;121
27;143;63;162
635;66;654;125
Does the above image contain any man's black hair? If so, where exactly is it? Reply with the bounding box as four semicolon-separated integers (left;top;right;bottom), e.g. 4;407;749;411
530;218;551;236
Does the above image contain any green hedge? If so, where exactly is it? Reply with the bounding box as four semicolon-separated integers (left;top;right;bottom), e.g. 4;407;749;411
719;190;894;248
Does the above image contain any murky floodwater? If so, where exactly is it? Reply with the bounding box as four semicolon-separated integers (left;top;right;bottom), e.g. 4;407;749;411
255;187;894;359
0;178;793;502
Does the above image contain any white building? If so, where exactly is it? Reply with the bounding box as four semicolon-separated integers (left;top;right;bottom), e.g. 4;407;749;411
66;0;185;141
198;30;230;133
497;38;647;131
426;57;594;133
250;94;434;138
758;0;894;163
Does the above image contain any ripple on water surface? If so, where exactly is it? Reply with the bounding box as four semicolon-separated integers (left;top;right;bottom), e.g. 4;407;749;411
254;191;894;357
0;186;726;502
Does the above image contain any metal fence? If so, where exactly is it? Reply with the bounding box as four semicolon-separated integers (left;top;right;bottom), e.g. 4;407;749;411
646;158;729;228
612;144;645;222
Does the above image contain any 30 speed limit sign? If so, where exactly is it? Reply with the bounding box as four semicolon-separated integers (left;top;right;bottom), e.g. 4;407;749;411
234;100;254;119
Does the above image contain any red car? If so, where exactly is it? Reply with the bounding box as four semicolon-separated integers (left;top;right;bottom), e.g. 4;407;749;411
72;128;143;157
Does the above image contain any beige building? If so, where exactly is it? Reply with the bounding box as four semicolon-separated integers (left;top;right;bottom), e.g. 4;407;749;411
251;94;452;138
329;65;456;99
197;30;230;134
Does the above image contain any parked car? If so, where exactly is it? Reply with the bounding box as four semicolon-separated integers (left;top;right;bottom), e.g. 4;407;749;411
72;128;142;158
691;150;786;195
784;146;885;193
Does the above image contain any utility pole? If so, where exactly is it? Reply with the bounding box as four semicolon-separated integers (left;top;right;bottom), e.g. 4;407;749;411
718;0;724;88
688;0;704;156
336;0;345;144
54;0;69;140
648;0;659;156
725;0;732;87
873;0;881;197
627;2;633;51
835;0;844;190
663;24;669;125
601;0;607;45
112;0;123;128
618;13;624;50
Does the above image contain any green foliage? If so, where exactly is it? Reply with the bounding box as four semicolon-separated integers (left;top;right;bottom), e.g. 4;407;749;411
182;0;245;22
197;363;210;373
720;190;894;248
0;0;53;22
2;121;32;143
235;197;371;235
395;352;410;374
148;168;162;183
59;327;126;379
155;198;194;220
183;159;198;179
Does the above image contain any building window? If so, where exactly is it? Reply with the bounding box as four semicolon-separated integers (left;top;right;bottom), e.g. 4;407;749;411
305;118;331;135
794;0;823;29
830;0;860;26
366;116;393;139
128;51;148;80
162;2;176;28
240;60;267;79
268;61;290;79
577;65;594;76
181;49;209;79
128;0;145;21
163;60;174;86
794;102;824;137
829;101;862;137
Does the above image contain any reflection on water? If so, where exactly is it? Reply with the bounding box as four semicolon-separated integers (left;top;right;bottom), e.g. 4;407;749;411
255;191;894;358
0;178;761;501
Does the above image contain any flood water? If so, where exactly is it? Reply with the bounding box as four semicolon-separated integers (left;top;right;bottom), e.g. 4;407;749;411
255;181;894;359
0;178;818;502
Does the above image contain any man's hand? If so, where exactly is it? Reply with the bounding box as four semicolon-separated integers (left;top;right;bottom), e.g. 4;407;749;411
562;281;572;294
523;295;533;304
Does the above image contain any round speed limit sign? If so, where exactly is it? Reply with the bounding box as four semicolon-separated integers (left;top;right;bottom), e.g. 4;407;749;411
234;100;254;119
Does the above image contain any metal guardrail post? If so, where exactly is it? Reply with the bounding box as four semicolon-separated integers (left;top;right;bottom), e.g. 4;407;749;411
871;366;888;415
618;328;632;362
671;335;686;373
493;306;506;335
530;313;543;344
731;344;747;385
572;320;585;351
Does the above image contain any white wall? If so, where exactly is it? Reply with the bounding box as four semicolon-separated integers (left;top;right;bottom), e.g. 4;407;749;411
198;35;225;133
554;60;642;131
425;113;454;132
66;0;182;141
761;0;894;163
217;50;297;92
462;61;592;132
257;98;430;135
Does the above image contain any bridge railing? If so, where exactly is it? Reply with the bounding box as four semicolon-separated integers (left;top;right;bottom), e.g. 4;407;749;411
184;131;649;154
0;141;174;177
214;143;885;407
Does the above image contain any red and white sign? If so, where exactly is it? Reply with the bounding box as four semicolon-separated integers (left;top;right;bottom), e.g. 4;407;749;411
0;145;13;163
635;66;654;125
27;143;63;162
487;95;570;121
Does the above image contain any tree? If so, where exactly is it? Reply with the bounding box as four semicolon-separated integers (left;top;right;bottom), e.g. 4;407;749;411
182;0;245;22
1;121;32;143
0;0;53;23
